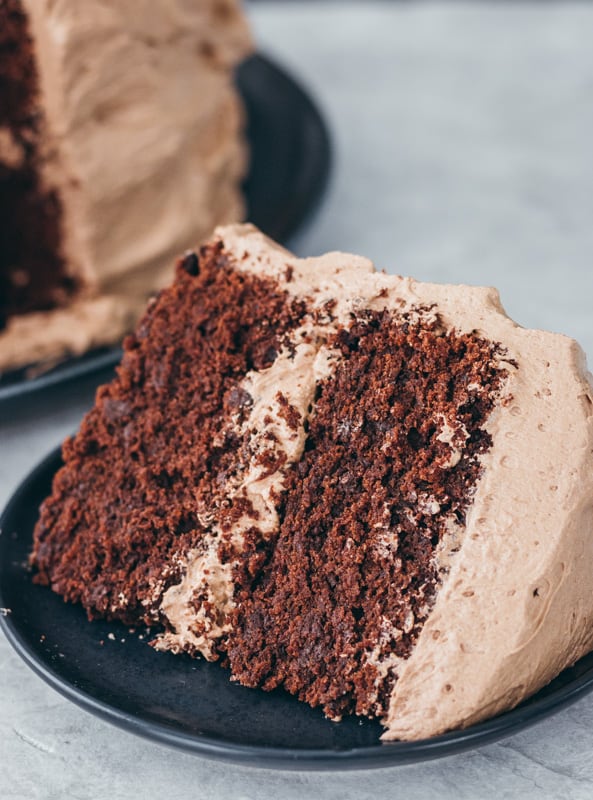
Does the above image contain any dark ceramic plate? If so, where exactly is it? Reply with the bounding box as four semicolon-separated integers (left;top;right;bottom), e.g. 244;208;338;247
2;448;593;770
0;53;331;403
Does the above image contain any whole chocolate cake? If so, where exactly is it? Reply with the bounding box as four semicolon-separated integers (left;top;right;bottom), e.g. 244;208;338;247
31;225;593;740
0;0;251;373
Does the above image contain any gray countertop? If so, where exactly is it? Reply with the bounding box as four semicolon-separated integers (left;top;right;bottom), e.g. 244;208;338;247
2;3;593;798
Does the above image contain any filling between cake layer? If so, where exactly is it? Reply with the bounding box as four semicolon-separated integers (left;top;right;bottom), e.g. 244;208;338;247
32;240;508;722
0;0;76;326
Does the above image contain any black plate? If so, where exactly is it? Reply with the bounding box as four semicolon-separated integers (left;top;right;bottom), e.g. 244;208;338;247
2;448;593;770
0;53;331;403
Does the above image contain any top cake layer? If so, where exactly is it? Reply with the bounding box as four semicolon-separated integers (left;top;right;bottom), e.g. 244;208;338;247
32;225;593;739
0;0;252;372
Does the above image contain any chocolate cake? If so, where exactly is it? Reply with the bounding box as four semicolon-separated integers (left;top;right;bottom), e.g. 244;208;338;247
0;0;251;373
31;225;593;740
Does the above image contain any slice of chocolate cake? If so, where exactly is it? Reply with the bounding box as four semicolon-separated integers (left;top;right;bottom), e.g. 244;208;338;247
31;225;593;740
0;0;251;373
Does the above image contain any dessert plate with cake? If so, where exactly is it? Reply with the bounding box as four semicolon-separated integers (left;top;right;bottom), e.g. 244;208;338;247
2;226;593;769
0;1;331;401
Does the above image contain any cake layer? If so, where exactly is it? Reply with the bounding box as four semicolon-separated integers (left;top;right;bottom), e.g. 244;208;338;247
228;309;506;720
0;0;251;371
0;0;76;322
31;225;593;740
33;240;307;627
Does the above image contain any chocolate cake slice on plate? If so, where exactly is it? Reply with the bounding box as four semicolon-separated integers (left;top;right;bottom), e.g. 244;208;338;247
31;224;593;740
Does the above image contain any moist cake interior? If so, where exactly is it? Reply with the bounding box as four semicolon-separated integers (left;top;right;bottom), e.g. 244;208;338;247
229;311;504;719
32;239;507;721
0;0;76;326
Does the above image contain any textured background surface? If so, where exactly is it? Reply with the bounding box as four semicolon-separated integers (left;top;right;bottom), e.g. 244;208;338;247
2;3;593;798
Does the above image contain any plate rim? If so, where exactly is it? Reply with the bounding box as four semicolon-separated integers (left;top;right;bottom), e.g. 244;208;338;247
2;446;593;770
0;51;332;405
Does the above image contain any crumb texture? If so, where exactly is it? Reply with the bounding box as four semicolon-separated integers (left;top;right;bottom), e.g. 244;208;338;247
228;310;505;718
31;243;306;623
